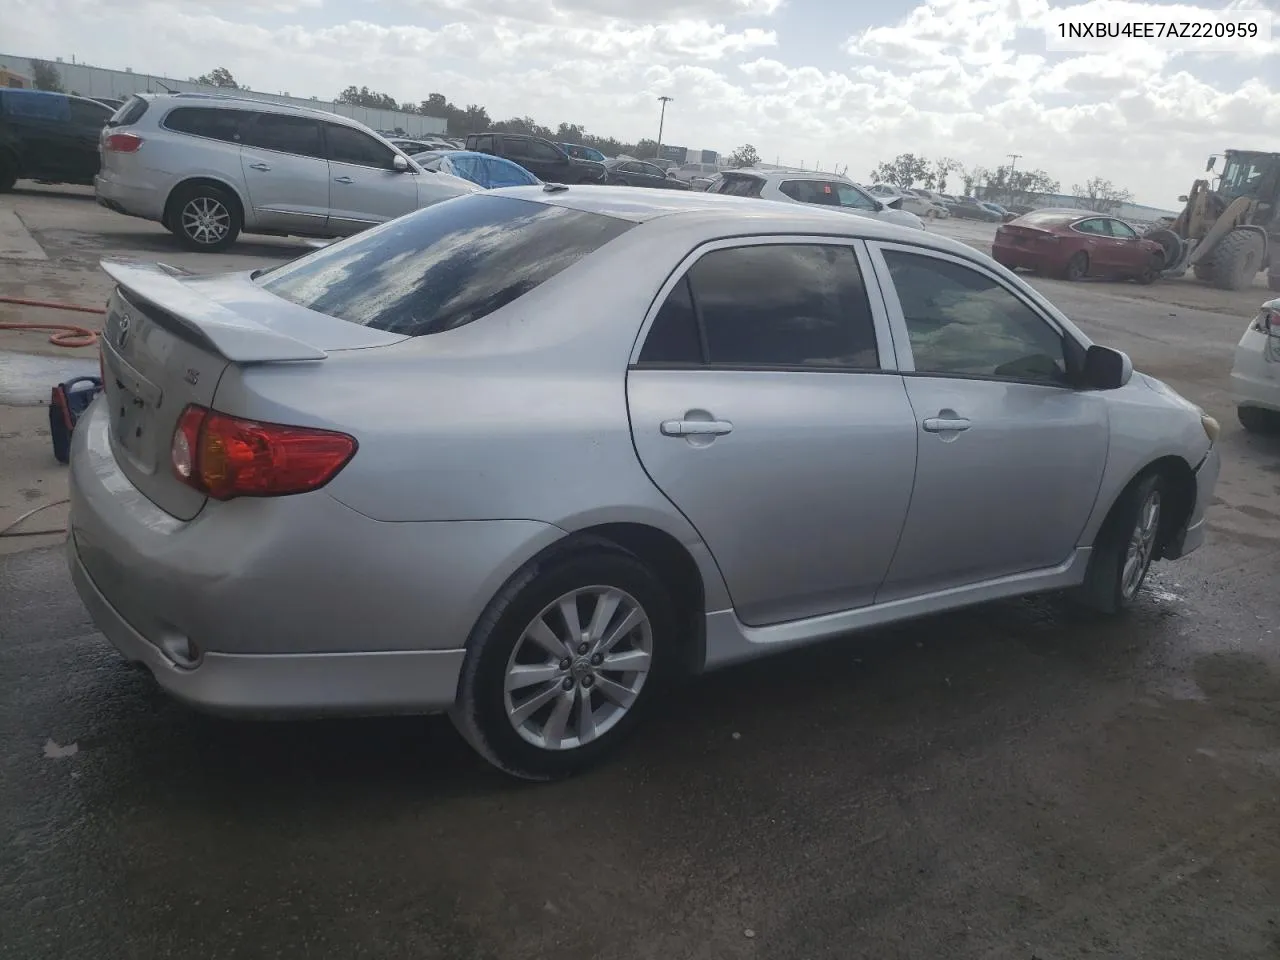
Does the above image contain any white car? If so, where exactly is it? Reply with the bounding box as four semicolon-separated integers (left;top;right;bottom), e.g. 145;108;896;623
95;93;481;251
1230;298;1280;433
868;183;946;219
710;170;925;230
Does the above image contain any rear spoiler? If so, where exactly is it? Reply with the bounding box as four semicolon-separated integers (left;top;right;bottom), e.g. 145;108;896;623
99;259;327;363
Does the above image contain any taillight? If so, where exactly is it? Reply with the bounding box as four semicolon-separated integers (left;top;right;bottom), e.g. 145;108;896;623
171;405;356;500
104;133;144;153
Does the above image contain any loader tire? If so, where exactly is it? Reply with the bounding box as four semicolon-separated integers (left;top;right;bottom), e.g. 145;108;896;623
1209;229;1264;291
1268;271;1280;293
1193;262;1213;281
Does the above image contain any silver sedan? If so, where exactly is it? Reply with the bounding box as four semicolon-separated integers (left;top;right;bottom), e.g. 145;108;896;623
68;187;1221;780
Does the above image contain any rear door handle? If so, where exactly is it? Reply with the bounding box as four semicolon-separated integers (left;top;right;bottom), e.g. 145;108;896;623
333;176;354;184
922;417;971;433
248;162;271;172
661;419;733;437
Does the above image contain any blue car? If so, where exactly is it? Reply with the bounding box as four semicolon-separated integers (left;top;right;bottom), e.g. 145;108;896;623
411;150;541;189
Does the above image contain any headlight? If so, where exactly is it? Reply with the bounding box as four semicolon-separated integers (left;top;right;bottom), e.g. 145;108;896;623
1201;414;1220;444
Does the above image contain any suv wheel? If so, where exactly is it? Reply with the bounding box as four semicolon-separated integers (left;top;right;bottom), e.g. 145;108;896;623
0;154;17;193
451;547;675;781
170;183;241;252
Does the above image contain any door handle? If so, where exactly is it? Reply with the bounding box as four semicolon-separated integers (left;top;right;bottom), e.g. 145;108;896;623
922;417;971;433
248;162;271;172
661;419;733;437
333;176;354;184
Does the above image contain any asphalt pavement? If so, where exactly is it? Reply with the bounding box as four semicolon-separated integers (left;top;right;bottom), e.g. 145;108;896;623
3;185;1280;960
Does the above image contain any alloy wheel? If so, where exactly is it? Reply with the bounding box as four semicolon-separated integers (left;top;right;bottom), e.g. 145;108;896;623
503;586;653;751
181;196;231;246
1120;490;1161;599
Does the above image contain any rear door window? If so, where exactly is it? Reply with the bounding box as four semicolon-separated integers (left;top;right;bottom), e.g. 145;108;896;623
258;194;634;336
637;244;880;369
163;106;247;143
241;112;324;159
68;97;112;129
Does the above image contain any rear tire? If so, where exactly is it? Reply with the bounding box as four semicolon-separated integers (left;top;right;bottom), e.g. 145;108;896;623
0;154;16;193
450;546;676;781
1238;406;1280;435
1268;271;1280;293
1064;251;1089;281
169;183;241;252
1208;229;1265;291
1075;472;1165;614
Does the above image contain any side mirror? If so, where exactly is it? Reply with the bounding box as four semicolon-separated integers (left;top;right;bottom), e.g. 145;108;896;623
1205;156;1217;172
1081;344;1132;390
1177;194;1188;203
393;154;411;172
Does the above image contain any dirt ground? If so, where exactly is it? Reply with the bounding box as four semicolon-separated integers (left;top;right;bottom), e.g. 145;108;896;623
2;183;1279;960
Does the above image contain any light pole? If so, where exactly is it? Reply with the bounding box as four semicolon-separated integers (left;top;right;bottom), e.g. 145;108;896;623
1007;153;1022;175
655;95;673;162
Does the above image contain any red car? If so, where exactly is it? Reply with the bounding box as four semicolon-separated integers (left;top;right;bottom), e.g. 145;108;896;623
991;210;1164;284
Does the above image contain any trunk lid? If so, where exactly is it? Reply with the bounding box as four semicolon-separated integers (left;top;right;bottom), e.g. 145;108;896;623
98;260;406;520
998;224;1056;246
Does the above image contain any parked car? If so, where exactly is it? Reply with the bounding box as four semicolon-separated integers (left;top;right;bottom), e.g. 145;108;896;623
0;88;114;191
411;149;540;189
710;170;925;230
67;186;1220;780
561;142;607;163
388;137;444;155
981;201;1017;222
464;132;606;184
602;157;691;190
689;172;722;192
94;93;480;251
907;189;951;218
1230;298;1280;433
948;197;1005;222
993;210;1166;283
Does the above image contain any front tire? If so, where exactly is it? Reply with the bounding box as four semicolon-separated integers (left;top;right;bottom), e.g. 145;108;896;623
451;547;675;781
170;183;241;251
1076;472;1165;614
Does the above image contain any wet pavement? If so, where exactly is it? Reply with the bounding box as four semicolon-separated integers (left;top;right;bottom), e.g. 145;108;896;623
3;182;1280;960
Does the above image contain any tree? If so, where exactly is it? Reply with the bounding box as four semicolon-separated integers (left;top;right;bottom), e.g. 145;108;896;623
29;59;63;93
729;143;760;168
336;85;398;110
1070;176;1134;214
985;166;1060;205
959;165;989;196
924;157;959;193
193;67;239;89
869;153;930;189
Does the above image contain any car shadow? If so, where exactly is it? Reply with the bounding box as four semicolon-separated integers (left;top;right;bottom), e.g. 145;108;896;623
85;229;317;260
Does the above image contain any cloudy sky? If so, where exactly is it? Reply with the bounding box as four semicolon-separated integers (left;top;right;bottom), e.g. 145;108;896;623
7;0;1279;206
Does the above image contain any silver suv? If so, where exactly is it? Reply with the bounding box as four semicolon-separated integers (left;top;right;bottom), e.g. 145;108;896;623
711;170;925;230
96;93;481;251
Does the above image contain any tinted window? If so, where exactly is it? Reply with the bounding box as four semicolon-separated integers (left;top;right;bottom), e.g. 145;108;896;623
780;179;839;206
1105;219;1138;239
512;138;561;162
716;175;763;197
258;194;634;337
688;245;878;368
881;250;1066;384
1074;218;1108;235
473;135;493;152
68;97;111;127
326;124;396;168
163;106;246;142
639;276;702;364
107;96;148;127
639;163;665;178
242;112;323;158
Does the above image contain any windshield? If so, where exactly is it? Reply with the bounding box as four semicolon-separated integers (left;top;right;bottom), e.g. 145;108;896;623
1219;155;1274;199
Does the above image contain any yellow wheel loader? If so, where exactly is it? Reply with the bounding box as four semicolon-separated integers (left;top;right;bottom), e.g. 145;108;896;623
1144;150;1280;292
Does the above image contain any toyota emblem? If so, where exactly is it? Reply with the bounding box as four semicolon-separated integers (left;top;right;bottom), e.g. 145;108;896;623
116;313;130;349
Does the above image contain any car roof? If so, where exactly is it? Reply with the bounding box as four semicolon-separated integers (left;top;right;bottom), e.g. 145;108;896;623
135;91;369;129
720;169;856;185
485;185;979;252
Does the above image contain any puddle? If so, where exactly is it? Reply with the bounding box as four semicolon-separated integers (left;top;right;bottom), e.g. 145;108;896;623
0;350;99;406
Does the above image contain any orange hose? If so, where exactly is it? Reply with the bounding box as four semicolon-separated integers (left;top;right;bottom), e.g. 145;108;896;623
0;296;105;348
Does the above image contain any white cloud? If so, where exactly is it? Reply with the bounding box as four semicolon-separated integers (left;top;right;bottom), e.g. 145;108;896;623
5;0;1279;206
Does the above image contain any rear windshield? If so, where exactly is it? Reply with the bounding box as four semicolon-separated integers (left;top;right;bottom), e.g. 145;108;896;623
1015;210;1077;226
108;96;148;128
258;194;634;336
716;175;763;197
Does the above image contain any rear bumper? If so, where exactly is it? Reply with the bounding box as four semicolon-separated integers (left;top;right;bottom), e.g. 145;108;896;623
991;241;1060;272
95;172;165;222
69;537;466;717
66;398;566;716
1230;327;1280;413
